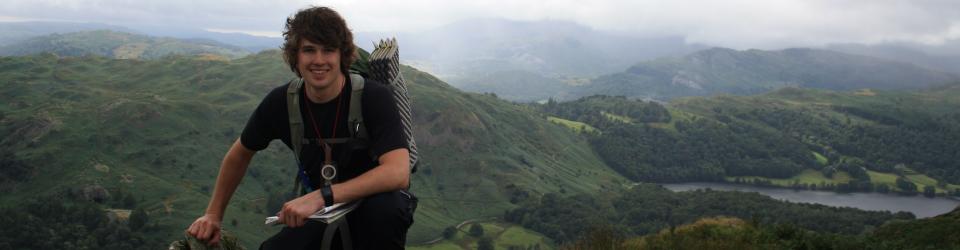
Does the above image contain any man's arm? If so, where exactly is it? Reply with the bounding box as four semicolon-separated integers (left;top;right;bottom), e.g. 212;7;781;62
187;138;256;245
277;148;409;227
332;147;410;200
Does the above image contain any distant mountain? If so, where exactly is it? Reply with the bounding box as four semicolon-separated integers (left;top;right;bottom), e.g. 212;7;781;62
398;18;703;78
0;30;251;59
0;50;626;248
0;21;134;46
450;69;573;102
575;48;959;100
357;18;705;102
139;27;282;52
828;42;960;75
0;21;282;52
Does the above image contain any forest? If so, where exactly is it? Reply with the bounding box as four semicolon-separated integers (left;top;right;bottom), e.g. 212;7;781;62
539;88;960;194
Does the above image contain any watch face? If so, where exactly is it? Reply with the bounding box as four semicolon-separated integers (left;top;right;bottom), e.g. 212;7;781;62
321;164;337;180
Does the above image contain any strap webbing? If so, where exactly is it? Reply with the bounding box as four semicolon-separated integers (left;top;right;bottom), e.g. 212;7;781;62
321;218;353;250
287;74;370;195
286;78;306;195
348;74;367;141
286;78;305;162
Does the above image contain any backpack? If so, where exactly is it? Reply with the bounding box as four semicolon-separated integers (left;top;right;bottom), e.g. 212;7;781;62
286;38;419;194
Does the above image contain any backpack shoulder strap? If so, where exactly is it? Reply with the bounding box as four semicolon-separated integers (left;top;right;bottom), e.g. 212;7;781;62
348;73;368;141
286;78;304;163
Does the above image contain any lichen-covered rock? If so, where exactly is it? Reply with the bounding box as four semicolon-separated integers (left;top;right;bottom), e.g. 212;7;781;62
168;231;244;250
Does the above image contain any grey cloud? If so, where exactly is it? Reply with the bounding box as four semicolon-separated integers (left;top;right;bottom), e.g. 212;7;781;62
1;0;959;51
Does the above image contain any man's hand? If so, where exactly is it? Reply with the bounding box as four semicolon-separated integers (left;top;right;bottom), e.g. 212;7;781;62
276;191;324;228
187;214;223;246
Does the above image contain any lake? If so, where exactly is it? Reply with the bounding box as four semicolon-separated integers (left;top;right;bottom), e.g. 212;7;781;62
662;182;960;218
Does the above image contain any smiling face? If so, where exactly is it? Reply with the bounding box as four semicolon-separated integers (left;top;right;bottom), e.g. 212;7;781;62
281;7;356;89
297;38;343;91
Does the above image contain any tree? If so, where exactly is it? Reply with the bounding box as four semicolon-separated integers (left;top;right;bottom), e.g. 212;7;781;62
128;207;148;231
122;193;137;209
443;226;457;239
923;186;936;198
896;177;918;195
875;184;890;194
469;223;485;237
477;237;494;250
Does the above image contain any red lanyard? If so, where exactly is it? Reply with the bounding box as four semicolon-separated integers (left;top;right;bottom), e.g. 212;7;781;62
303;84;344;144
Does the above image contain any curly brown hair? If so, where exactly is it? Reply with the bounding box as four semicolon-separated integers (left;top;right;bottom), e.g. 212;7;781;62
282;6;357;77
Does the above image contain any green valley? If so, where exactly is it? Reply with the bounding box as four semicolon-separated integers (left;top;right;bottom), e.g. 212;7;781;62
2;35;960;249
0;50;625;249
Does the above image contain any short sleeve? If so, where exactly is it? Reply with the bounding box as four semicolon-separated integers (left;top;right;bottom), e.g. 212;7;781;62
240;87;284;151
362;82;409;159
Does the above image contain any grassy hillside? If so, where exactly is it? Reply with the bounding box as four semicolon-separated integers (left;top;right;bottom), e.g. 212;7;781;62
0;30;250;60
578;48;959;100
0;21;135;46
0;50;625;248
568;206;960;249
403;64;627;243
408;220;554;250
672;86;960;187
541;85;960;194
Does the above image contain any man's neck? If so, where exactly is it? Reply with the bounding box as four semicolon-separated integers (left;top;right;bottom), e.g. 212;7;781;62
304;73;345;104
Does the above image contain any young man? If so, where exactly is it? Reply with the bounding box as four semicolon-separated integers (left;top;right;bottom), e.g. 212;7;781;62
186;6;416;249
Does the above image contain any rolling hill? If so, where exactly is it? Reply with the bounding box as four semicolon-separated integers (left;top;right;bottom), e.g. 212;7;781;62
3;31;960;249
566;205;960;249
540;84;960;195
0;30;251;60
0;21;135;46
576;48;959;100
0;49;626;248
0;21;282;52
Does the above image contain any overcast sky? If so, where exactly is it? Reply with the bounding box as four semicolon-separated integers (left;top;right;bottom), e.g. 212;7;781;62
2;0;959;50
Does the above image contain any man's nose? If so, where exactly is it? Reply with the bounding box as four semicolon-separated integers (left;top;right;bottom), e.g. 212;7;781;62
308;54;327;65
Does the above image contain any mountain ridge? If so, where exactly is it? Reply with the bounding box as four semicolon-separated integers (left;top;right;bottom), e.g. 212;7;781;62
0;30;252;60
573;47;959;101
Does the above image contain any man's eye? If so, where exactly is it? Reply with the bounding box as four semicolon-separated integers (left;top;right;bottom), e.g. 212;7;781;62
323;48;336;53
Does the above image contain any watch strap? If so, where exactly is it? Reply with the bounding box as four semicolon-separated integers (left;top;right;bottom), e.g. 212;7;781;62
321;183;334;207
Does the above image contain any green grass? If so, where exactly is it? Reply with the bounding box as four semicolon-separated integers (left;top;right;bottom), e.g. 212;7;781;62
812;152;829;166
547;116;600;134
731;169;960;195
727;169;851;186
601;111;633;123
496;226;553;249
906;174;938;187
867;170;899;185
408;221;554;250
904;173;960;193
869;168;960;194
408;242;462;250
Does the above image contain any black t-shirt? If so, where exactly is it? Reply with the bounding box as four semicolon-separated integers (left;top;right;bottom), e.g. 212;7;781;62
240;76;408;188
